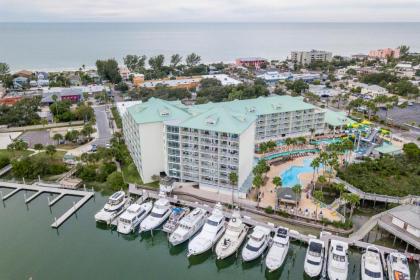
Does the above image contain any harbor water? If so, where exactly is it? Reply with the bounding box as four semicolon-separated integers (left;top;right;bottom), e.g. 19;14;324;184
0;189;418;279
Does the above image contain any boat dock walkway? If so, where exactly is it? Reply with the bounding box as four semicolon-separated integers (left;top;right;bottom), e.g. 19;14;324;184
129;185;420;261
0;181;94;228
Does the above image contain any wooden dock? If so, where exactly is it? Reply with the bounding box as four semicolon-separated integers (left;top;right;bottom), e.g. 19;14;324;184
0;181;94;228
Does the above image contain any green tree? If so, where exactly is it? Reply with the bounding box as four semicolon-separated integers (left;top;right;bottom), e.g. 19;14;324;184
252;174;263;189
148;55;165;75
403;143;420;161
292;184;302;208
313;190;324;219
34;143;44;150
399;45;410;58
96;59;122;84
272;176;282;189
310;157;321;181
0;62;10;81
123;54;146;73
45;145;57;158
332;183;346;199
106;171;127;192
170;54;183;68
53;133;63;145
186;53;201;67
342;193;360;220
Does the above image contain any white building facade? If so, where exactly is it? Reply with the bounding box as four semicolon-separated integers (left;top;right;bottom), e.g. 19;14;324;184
290;50;333;65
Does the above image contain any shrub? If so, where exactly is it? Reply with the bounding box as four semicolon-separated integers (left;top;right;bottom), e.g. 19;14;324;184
0;155;10;169
264;206;274;214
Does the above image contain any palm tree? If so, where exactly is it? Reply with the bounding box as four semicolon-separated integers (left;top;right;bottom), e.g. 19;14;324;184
310;157;320;181
333;183;345;199
228;172;238;205
272;176;282;189
317;175;327;192
342;193;360;220
313;190;324;220
53;133;63;145
309;128;315;142
292;184;302;213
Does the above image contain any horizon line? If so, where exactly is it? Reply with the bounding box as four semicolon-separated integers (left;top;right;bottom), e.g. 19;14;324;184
1;21;420;24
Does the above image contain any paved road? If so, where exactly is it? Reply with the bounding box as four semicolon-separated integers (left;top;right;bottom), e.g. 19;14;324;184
92;105;113;147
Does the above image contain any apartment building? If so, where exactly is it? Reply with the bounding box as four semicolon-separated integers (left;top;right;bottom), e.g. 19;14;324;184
290;50;333;65
122;95;326;195
368;48;400;59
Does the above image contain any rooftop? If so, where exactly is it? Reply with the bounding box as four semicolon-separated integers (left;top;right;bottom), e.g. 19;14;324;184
324;109;355;127
388;204;420;229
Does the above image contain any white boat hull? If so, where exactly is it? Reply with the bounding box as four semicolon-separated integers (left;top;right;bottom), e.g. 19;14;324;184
265;245;289;272
187;226;225;257
215;229;248;260
169;219;205;246
241;240;269;262
139;210;171;233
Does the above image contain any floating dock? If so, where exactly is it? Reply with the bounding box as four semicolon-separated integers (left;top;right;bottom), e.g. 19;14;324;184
0;181;94;228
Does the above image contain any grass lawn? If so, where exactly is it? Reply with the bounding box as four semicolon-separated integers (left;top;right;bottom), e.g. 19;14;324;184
111;107;122;129
121;162;143;185
144;181;160;189
0;149;33;160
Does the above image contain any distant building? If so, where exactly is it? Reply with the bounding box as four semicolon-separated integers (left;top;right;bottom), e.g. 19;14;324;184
140;77;201;90
12;77;29;89
256;71;292;85
349;82;389;97
351;54;369;60
235;57;267;68
292;73;321;83
36;72;49;80
0;96;22;106
14;70;33;79
41;88;83;104
368;48;400;59
201;74;241;86
132;74;145;87
119;67;131;80
290;50;332;65
309;85;341;98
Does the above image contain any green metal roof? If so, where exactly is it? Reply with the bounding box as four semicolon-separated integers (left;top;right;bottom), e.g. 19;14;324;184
179;106;256;134
127;97;191;124
374;142;402;154
127;95;319;133
324;109;355;127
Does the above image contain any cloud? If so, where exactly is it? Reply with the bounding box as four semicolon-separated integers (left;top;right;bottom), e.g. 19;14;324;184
0;0;419;22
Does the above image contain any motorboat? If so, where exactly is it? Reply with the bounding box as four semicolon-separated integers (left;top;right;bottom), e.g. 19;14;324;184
241;225;271;262
304;238;325;278
327;240;349;280
162;207;190;234
386;252;410;280
117;201;153;234
139;194;172;232
169;207;207;246
94;191;129;224
265;227;290;272
187;203;226;257
361;246;383;280
215;209;248;260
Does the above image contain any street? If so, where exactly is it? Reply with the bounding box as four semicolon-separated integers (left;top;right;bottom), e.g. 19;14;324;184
92;105;113;147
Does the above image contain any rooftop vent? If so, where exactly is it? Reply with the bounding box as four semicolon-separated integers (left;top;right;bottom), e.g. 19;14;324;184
247;106;256;113
205;117;218;125
159;109;170;116
272;103;282;110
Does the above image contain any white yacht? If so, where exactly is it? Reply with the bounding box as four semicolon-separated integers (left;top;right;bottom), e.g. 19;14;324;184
139;195;172;232
187;203;226;257
386;252;410;280
162;207;190;234
169;207;207;246
304;238;325;278
241;225;271;262
215;209;248;260
361;246;383;280
94;191;129;224
327;240;349;280
117;201;153;234
265;227;290;272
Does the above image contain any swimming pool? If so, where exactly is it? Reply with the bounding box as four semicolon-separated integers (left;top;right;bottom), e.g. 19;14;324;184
311;138;343;145
280;159;318;188
263;149;319;161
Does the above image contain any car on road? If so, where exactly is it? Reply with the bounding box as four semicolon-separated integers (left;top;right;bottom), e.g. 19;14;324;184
91;144;97;152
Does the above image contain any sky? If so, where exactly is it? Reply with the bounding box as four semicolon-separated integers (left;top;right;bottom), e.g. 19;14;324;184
0;0;420;22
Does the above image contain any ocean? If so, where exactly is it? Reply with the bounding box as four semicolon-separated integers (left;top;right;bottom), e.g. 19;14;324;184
1;22;420;71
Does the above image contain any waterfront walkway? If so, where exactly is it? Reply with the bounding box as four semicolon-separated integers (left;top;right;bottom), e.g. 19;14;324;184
0;181;94;228
334;177;420;205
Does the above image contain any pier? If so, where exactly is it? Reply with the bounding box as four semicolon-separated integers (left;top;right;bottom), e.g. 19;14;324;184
0;181;94;228
129;184;420;262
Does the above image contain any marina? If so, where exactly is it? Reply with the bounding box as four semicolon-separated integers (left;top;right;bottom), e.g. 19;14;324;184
0;181;94;228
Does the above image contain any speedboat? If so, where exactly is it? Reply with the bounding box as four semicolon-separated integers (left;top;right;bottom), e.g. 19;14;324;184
386;252;410;280
327;240;349;280
169;207;207;246
117;201;153;234
94;191;129;224
361;246;383;280
162;207;190;234
187;203;226;257
304;238;325;278
215;209;248;260
139;195;172;232
265;227;290;272
241;225;271;262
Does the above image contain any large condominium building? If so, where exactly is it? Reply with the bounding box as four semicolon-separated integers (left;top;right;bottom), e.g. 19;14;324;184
290;50;333;65
122;95;326;195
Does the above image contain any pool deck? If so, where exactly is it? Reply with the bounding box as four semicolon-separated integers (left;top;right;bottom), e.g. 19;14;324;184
259;155;342;222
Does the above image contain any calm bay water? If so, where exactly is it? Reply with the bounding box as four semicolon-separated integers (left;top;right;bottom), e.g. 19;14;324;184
1;22;420;71
0;189;418;280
